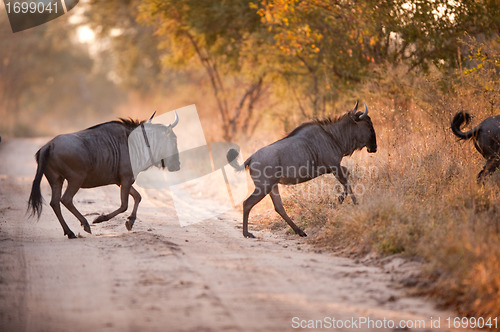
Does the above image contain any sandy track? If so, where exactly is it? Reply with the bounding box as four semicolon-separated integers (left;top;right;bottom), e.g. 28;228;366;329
0;138;453;331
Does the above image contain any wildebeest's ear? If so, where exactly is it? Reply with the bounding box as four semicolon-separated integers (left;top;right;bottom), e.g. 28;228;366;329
348;110;358;123
348;101;360;122
148;111;156;122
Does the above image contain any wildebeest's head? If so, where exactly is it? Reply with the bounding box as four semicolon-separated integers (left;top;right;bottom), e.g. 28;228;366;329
348;102;377;153
150;111;181;172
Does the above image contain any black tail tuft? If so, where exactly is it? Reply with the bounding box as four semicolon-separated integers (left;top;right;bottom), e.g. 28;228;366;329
451;112;475;140
227;149;239;163
28;147;49;219
227;148;246;171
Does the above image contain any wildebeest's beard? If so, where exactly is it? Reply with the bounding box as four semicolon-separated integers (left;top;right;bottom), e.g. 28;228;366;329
164;151;180;171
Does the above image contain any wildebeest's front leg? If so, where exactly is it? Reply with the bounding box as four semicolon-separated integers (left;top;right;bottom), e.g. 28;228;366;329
93;183;133;226
333;165;357;205
269;185;307;237
125;186;141;231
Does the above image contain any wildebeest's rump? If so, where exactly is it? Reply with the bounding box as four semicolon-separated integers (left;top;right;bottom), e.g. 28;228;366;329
451;112;500;181
227;102;377;238
28;112;180;239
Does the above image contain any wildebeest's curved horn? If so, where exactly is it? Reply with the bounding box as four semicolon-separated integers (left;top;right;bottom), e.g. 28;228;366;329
148;111;156;122
359;103;368;119
171;110;179;128
353;100;359;111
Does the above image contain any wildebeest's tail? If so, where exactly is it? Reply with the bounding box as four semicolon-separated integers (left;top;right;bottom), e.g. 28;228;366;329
28;146;49;219
451;112;479;140
226;148;250;171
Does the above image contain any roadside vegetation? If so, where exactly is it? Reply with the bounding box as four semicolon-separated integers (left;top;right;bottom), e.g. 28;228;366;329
1;0;499;319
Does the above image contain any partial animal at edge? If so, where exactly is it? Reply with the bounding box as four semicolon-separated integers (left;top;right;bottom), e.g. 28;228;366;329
451;112;500;182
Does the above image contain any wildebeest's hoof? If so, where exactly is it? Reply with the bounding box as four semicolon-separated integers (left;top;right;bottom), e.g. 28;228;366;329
297;230;308;237
125;220;133;231
93;214;107;224
338;195;345;204
83;224;92;234
66;232;77;239
244;232;255;238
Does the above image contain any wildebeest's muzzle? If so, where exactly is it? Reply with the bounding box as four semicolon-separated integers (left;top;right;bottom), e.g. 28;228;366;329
164;153;180;172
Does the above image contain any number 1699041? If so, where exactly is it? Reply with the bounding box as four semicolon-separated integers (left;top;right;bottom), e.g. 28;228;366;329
5;1;59;14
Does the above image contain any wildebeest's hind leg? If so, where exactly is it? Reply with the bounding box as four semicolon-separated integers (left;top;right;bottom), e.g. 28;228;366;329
46;173;77;239
60;178;92;234
477;157;500;183
333;165;357;205
125;186;141;231
93;183;133;226
269;185;307;237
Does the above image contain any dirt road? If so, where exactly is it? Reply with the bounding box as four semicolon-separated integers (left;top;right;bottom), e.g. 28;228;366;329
0;138;453;331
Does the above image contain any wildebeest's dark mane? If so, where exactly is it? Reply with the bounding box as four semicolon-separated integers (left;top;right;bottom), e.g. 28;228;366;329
117;118;145;129
86;118;145;131
283;113;346;139
313;114;346;126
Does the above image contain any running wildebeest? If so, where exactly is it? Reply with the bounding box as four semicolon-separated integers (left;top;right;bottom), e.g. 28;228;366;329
451;111;500;181
227;102;377;238
28;112;180;238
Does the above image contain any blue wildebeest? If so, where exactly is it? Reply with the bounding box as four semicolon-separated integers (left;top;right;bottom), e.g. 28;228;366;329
451;112;500;181
28;112;180;238
227;102;377;238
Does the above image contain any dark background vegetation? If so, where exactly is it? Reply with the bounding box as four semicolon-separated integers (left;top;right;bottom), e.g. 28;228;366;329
1;0;499;318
